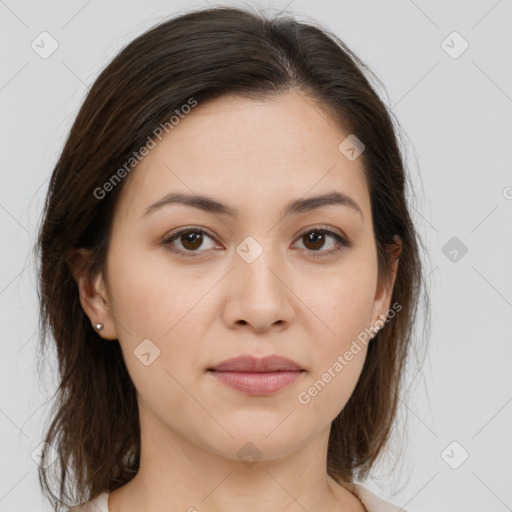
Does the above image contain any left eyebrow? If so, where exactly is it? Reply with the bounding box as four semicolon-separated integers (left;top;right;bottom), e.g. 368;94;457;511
140;190;363;220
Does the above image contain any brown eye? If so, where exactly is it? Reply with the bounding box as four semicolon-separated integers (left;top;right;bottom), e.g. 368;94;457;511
302;231;328;251
162;228;217;257
294;227;352;258
180;231;204;251
162;225;352;259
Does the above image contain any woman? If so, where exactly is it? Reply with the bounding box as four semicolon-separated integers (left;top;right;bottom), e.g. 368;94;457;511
35;5;429;511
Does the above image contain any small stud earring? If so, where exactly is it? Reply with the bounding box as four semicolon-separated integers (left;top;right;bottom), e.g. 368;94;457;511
95;323;104;331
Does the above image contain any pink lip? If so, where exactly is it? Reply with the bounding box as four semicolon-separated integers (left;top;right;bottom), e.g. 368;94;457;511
207;355;305;396
208;354;303;372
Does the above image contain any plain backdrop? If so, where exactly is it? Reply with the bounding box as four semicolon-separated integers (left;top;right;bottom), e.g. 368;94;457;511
1;1;511;511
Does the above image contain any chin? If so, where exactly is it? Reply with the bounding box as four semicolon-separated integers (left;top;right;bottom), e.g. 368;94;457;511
200;427;311;464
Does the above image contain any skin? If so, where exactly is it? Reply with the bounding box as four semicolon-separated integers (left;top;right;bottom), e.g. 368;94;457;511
71;90;400;512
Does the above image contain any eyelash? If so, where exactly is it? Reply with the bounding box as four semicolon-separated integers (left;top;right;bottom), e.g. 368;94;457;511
162;225;352;259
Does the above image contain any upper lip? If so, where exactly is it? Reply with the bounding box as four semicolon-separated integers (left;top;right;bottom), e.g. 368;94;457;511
208;355;304;372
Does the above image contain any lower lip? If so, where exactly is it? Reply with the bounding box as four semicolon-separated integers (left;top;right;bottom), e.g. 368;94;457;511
208;370;304;396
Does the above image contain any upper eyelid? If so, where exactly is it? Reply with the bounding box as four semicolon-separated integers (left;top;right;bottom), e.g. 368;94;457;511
163;225;348;247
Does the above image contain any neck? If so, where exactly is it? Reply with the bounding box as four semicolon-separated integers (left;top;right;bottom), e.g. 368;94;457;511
107;402;362;512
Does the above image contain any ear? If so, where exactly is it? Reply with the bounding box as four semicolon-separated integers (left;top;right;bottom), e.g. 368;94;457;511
66;248;118;340
369;235;402;337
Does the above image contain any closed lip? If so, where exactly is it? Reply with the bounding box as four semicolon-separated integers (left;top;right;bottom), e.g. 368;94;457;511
208;354;304;372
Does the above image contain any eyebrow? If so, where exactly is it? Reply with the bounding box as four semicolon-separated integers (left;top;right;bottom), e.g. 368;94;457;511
141;190;363;220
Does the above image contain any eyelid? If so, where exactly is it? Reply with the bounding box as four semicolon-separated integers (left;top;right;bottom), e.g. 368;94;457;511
161;224;352;258
161;226;220;258
293;224;348;244
293;224;353;258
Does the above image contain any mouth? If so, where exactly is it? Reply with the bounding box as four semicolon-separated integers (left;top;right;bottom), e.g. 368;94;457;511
207;369;305;396
207;354;305;396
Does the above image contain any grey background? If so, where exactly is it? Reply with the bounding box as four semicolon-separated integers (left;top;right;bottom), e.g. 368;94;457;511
1;0;511;511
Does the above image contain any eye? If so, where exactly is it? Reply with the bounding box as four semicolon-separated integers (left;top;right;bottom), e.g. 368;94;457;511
293;226;352;258
162;225;352;259
162;227;218;258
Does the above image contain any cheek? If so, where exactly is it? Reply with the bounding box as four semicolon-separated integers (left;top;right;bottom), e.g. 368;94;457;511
297;332;367;423
106;240;200;338
106;244;210;390
298;347;367;425
291;259;375;411
293;258;377;344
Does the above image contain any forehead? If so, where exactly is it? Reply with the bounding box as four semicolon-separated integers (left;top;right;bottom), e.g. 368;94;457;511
114;91;370;224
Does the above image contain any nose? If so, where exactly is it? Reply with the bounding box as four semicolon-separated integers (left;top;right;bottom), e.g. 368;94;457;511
221;245;294;334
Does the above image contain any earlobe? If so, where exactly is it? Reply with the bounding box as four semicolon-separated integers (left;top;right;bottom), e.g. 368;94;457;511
65;248;117;340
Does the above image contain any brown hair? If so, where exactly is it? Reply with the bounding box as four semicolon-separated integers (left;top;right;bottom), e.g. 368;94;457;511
35;5;430;510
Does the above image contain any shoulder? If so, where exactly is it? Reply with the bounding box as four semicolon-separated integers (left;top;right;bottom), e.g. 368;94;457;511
350;482;408;512
68;492;109;512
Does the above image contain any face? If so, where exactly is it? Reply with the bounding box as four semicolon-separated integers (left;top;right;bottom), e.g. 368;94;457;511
79;90;397;463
